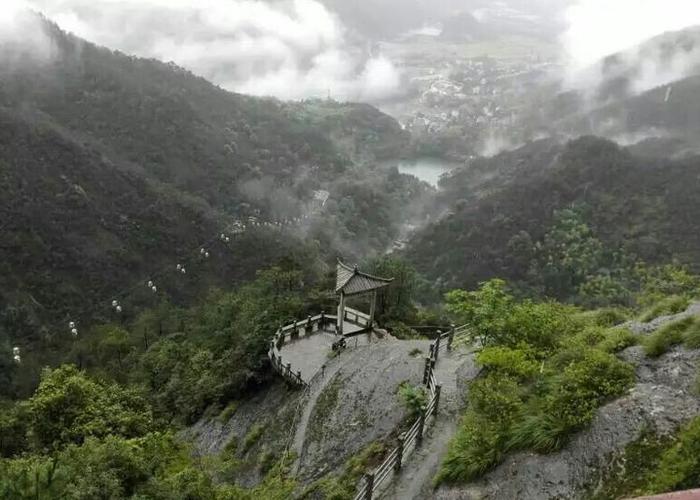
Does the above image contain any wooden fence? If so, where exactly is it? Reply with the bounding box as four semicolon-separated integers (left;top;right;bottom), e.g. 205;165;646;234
352;326;472;500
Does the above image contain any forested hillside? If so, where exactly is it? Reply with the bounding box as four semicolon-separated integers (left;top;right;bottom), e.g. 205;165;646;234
406;136;700;304
0;16;418;360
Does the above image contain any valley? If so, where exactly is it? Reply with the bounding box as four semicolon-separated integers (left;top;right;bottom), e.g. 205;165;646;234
3;4;700;500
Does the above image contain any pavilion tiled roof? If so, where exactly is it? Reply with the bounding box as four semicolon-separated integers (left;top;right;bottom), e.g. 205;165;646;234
335;260;393;296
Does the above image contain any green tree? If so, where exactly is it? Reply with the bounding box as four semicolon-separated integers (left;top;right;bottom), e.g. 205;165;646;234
25;365;154;450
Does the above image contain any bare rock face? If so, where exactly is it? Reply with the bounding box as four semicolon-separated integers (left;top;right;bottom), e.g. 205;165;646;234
436;305;700;500
296;339;430;482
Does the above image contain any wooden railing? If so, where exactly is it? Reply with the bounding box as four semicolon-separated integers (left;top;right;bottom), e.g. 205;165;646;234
353;324;472;500
268;312;472;498
343;307;371;328
267;308;374;386
268;313;337;386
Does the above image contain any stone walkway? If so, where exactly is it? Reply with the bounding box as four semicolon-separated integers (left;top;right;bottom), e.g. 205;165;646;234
383;348;478;500
277;324;374;383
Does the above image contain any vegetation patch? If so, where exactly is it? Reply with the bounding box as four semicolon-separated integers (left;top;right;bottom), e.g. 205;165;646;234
301;441;387;500
639;295;690;322
643;316;695;357
307;374;344;443
218;401;239;424
589;427;671;500
436;280;636;485
408;347;423;357
242;424;265;453
397;382;427;419
592;417;700;498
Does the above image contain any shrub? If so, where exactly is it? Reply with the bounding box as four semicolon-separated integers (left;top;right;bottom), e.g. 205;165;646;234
469;373;524;428
543;350;634;438
386;322;420;340
576;307;631;327
597;328;638;353
643;316;694;358
476;345;540;380
507;412;570;453
435;412;504;484
397;383;427;418
639;295;690;322
683;319;700;349
646;416;700;493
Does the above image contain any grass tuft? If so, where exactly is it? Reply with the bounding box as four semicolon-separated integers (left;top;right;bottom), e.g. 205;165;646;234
643;316;694;357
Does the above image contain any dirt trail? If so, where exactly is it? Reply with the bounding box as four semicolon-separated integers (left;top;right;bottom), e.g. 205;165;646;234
384;348;478;500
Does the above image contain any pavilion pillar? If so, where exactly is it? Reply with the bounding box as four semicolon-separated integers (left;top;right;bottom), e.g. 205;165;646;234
369;290;377;328
337;291;345;335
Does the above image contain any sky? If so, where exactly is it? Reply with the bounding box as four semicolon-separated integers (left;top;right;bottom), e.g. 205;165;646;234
2;0;700;100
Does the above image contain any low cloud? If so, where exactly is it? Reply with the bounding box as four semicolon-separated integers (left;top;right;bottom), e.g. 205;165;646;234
4;0;402;102
562;0;700;94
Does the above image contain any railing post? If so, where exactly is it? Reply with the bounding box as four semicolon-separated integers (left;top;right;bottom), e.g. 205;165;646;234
394;434;404;473
433;385;442;417
286;362;292;378
297;370;302;384
447;324;455;352
320;312;325;329
364;473;374;500
434;332;441;362
423;357;431;386
417;407;426;448
307;315;312;334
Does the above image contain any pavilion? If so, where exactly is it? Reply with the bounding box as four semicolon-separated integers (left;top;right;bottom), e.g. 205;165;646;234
335;260;393;336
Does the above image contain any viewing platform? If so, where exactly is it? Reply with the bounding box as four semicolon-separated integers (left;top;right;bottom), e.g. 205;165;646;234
268;260;394;386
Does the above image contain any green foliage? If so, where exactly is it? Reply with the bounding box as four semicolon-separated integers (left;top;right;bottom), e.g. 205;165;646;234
575;307;630;327
596;328;638;353
639;295;691;322
643;316;694;357
369;257;420;323
218;402;239;423
646;417;700;493
683;320;700;349
435;412;503;484
397;382;427;418
446;279;512;345
469;373;524;428
446;280;579;352
25;365;154;451
476;346;540;380
537;350;634;445
302;441;386;500
242;424;265;454
589;428;671;500
438;281;636;485
636;264;700;308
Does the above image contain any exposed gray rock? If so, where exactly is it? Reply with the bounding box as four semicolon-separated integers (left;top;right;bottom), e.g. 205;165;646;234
435;302;700;500
296;338;431;482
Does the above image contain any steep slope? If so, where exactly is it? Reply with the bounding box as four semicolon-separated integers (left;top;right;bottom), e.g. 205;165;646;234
405;136;700;293
0;16;411;348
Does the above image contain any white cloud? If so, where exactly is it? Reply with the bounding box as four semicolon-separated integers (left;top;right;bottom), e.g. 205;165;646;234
4;0;402;102
561;0;700;94
563;0;700;70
